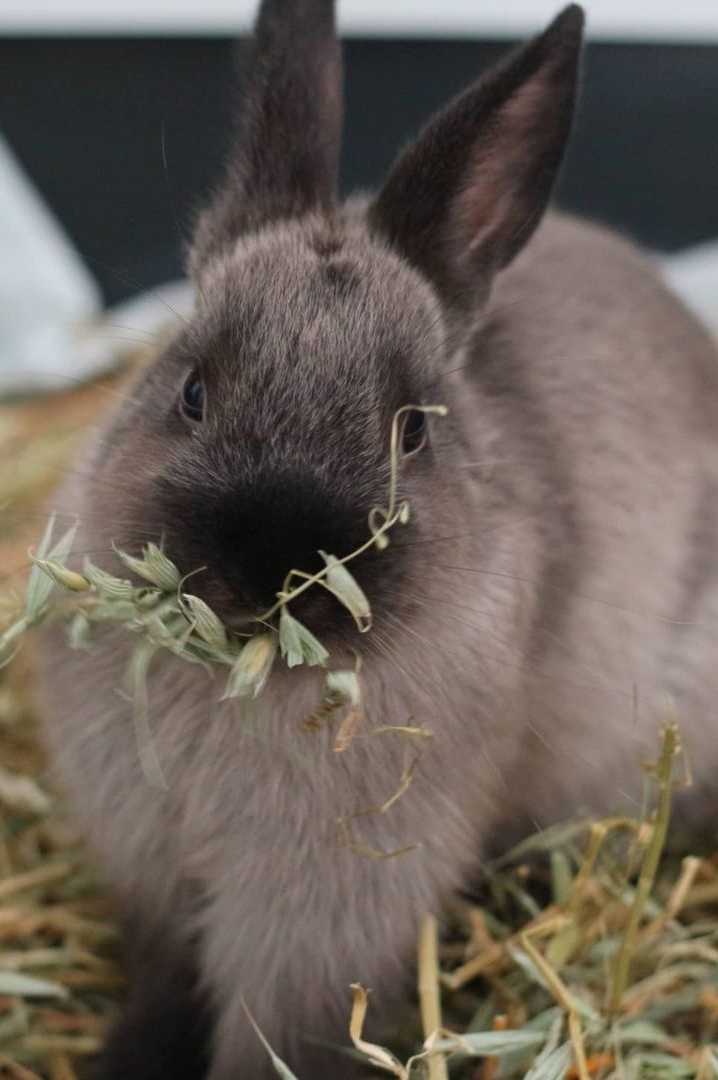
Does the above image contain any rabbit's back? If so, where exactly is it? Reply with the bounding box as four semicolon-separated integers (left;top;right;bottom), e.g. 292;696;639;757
475;211;718;827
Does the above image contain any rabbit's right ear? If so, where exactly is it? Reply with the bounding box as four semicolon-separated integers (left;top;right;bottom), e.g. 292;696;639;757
189;0;343;275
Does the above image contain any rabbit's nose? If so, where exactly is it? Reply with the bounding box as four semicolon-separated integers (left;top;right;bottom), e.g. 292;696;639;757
216;474;369;614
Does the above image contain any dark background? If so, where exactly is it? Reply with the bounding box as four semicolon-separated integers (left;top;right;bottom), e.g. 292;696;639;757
2;36;717;305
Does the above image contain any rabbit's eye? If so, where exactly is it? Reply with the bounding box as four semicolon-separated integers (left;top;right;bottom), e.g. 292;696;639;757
180;372;205;422
401;409;428;456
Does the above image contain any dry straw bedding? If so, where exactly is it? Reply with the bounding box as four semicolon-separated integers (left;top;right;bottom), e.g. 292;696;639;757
1;369;718;1080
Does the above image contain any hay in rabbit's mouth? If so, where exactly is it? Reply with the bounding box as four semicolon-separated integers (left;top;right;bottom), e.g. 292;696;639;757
0;403;448;788
3;380;718;1080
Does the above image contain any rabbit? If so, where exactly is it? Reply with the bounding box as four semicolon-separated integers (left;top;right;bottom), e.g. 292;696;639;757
36;0;718;1076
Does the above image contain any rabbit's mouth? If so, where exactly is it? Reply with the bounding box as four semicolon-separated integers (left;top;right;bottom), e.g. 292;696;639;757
264;586;367;639
145;464;394;640
201;565;373;642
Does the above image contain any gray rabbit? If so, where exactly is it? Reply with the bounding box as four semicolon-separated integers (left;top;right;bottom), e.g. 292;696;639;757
37;0;718;1076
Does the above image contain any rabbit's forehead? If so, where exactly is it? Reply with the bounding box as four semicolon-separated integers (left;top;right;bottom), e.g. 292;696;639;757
202;223;444;367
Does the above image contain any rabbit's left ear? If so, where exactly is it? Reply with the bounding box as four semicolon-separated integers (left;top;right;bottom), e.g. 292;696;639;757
370;5;584;311
190;0;343;274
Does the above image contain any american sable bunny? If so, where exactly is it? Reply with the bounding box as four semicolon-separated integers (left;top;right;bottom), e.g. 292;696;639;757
38;0;718;1076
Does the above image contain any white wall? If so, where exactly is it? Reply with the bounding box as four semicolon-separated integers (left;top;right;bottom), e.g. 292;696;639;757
2;0;718;41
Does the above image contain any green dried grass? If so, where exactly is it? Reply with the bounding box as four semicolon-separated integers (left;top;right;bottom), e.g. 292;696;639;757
0;654;119;1080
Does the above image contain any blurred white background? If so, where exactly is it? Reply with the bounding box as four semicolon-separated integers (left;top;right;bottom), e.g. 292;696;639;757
2;0;718;40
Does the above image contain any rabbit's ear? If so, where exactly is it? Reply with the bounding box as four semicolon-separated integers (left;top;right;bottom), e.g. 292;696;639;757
190;0;343;273
370;5;584;310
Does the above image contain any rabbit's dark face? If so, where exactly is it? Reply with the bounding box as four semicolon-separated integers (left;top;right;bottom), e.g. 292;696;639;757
96;214;452;632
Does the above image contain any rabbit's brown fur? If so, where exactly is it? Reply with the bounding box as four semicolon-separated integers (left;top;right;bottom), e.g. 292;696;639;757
37;2;718;1076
